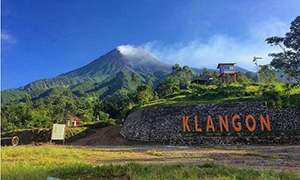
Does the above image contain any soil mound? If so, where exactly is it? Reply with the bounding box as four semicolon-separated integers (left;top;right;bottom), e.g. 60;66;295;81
70;125;153;146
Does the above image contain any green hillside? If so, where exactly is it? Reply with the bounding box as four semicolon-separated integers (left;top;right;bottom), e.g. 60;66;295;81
1;76;87;104
1;71;167;102
1;48;173;104
2;61;299;133
138;83;300;110
70;71;168;99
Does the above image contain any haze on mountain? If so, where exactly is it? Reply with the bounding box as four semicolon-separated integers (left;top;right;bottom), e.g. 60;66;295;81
1;45;253;104
61;45;172;78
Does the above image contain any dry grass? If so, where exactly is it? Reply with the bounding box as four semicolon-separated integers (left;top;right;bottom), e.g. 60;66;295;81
2;145;300;180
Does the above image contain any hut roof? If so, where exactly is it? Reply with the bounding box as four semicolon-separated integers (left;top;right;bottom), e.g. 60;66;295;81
191;77;208;83
217;63;236;68
65;114;83;121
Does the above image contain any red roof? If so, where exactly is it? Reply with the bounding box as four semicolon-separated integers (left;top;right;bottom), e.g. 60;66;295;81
65;114;83;121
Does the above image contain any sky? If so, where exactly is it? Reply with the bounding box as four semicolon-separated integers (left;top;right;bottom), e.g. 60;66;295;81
1;0;300;90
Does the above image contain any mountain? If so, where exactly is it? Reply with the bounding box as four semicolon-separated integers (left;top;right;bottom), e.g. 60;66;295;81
17;47;171;92
1;47;171;103
60;46;172;79
1;45;256;104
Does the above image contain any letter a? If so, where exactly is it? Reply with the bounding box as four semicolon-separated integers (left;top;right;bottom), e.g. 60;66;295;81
182;116;191;132
206;115;215;132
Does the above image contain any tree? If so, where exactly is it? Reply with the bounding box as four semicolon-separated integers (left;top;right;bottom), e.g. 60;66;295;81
172;63;181;74
182;65;192;74
258;65;276;83
156;77;179;97
135;84;153;104
202;68;209;79
245;71;258;82
236;72;253;84
266;16;300;83
132;73;142;85
253;58;276;83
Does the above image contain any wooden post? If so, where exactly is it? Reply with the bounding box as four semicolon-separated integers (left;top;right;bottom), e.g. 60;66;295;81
234;74;237;83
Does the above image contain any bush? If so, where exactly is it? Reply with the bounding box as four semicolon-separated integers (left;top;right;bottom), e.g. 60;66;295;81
245;85;260;96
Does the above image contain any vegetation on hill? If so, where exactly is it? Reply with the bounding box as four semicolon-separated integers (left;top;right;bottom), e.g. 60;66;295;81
140;83;300;110
1;93;114;132
1;71;167;104
2;63;300;133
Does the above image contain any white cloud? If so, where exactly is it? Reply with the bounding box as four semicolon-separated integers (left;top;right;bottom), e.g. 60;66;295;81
117;45;150;62
138;20;289;71
117;45;139;56
2;31;18;48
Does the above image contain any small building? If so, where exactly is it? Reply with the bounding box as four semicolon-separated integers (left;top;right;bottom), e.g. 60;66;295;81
191;77;208;85
65;114;83;127
217;63;237;83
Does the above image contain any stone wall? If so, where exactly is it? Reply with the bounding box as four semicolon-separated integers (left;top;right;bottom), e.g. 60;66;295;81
120;102;300;145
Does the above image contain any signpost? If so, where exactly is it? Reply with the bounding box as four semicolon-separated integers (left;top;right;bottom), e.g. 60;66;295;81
51;124;66;144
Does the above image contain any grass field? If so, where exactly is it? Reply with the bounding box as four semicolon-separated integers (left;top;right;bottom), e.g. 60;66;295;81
2;145;300;180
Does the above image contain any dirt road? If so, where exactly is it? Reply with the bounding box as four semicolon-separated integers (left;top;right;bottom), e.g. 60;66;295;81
69;125;300;174
70;125;157;146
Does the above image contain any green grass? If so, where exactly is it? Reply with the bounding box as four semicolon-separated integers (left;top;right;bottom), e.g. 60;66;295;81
2;145;300;180
136;83;300;110
2;160;299;180
139;95;264;110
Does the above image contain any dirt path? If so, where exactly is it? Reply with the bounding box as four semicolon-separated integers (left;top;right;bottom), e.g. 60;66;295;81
68;144;300;174
70;125;157;146
69;125;300;174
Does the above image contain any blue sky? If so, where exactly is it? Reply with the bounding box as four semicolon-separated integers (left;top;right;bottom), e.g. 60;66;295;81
2;0;299;90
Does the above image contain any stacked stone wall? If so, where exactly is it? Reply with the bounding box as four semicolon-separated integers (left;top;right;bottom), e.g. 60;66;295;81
120;102;300;145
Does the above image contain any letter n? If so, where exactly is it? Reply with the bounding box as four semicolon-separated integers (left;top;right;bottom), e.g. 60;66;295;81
219;115;229;132
260;115;271;131
182;116;191;132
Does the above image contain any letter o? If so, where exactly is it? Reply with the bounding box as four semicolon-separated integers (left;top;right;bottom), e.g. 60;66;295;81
246;115;256;132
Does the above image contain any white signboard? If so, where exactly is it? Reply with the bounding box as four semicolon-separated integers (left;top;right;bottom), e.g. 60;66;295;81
51;124;66;141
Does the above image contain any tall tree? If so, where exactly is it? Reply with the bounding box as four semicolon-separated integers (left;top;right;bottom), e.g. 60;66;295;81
266;16;300;83
258;65;276;83
172;63;181;74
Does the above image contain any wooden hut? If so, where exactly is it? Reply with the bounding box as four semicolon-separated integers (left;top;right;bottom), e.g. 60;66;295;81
217;63;237;83
191;77;208;85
